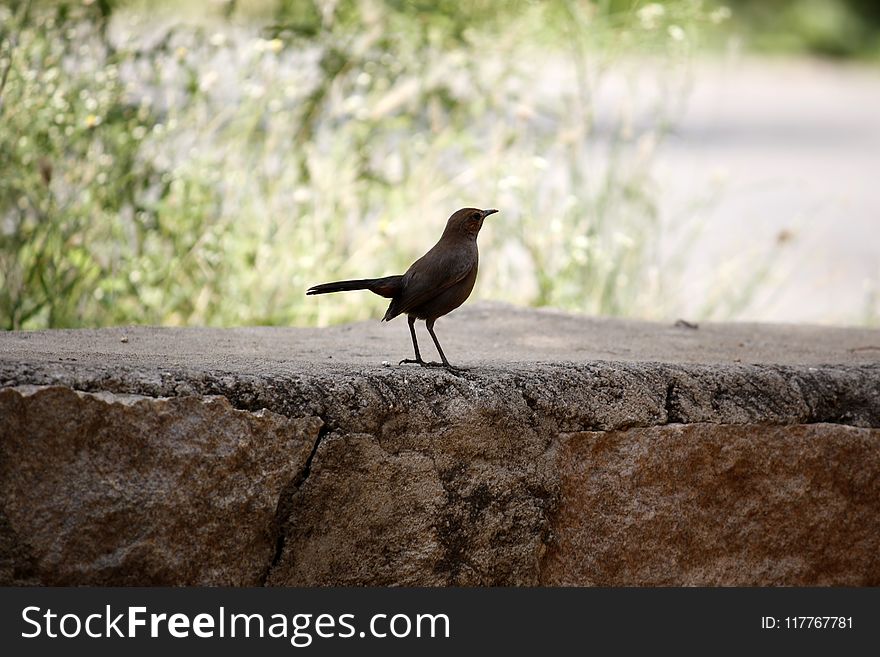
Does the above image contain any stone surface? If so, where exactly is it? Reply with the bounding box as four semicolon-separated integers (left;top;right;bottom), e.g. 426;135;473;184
1;304;879;585
0;386;320;585
542;423;880;586
3;303;880;370
1;304;879;436
268;424;557;586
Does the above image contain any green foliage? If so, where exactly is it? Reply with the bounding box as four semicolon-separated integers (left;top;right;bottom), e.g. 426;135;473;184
0;2;232;328
724;0;880;58
2;0;737;329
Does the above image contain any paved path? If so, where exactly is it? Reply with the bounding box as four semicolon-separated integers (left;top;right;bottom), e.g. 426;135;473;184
659;57;880;325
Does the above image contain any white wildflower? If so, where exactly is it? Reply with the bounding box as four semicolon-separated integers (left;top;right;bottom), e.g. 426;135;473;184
710;6;732;24
668;25;686;42
637;3;665;29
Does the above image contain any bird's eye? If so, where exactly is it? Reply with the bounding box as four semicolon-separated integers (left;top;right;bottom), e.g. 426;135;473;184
471;212;481;220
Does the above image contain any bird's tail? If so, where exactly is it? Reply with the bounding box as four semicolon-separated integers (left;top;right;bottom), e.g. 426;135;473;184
306;275;403;299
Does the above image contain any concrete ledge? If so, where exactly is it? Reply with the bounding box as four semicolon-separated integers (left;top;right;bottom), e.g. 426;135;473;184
1;303;879;585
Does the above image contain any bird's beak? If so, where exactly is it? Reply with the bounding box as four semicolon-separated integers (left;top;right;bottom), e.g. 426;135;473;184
481;209;499;218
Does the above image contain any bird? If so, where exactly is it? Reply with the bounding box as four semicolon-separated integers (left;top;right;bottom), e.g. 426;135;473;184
306;207;498;370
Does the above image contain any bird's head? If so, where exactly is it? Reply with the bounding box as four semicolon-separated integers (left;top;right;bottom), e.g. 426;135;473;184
443;207;499;240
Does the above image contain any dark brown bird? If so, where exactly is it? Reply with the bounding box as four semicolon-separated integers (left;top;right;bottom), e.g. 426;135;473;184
307;207;498;370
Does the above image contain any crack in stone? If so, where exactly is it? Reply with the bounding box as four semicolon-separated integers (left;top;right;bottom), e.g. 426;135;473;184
259;418;331;586
664;380;682;424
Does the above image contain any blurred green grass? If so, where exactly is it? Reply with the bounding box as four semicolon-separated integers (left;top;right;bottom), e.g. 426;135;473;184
1;1;875;330
724;0;880;59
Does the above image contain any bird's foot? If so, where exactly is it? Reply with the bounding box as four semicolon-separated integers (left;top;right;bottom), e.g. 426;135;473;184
398;358;443;367
398;359;466;373
430;361;467;373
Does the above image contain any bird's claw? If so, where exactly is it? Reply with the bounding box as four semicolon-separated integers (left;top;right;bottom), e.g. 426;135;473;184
427;362;467;373
398;359;465;373
398;358;442;367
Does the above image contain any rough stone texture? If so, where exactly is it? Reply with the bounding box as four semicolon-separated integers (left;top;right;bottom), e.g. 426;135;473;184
1;304;878;436
268;425;556;586
0;304;878;585
543;423;880;586
0;386;320;585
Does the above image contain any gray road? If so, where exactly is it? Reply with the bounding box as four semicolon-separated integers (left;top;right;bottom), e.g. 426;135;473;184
659;57;880;325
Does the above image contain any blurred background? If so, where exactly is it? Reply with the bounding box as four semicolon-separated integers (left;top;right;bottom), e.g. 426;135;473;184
1;0;878;331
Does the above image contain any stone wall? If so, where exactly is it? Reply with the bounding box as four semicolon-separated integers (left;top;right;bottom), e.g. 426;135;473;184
1;304;878;585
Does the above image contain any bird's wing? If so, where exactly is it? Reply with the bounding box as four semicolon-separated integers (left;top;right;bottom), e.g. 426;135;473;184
383;243;475;320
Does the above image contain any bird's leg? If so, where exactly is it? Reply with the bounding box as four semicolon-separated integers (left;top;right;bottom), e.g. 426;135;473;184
398;315;426;366
426;319;464;371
